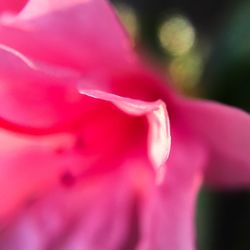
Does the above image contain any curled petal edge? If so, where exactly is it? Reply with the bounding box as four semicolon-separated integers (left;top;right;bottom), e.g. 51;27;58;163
79;89;171;174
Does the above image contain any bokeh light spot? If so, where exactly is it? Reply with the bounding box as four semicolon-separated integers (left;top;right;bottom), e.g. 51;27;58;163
168;50;203;91
159;15;195;56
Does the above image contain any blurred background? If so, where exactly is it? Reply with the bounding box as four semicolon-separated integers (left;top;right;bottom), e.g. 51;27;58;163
109;0;250;249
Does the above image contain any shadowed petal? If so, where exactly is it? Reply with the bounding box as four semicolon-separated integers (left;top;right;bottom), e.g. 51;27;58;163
179;98;250;188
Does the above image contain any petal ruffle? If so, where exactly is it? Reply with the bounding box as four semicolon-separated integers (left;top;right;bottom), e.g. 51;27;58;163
179;98;250;188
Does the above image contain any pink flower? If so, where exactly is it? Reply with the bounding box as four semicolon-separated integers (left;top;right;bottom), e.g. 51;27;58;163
0;0;249;249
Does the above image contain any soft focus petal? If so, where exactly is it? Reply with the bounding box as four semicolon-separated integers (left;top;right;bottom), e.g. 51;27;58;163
0;158;152;250
138;127;206;250
0;0;134;70
179;98;250;188
0;80;170;220
0;0;27;14
0;0;178;118
108;62;177;104
0;45;85;133
0;130;85;218
0;43;171;170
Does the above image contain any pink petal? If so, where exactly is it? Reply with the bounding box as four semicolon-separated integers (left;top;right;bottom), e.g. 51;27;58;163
0;45;87;134
138;127;206;250
0;93;170;226
0;44;171;170
0;0;177;108
0;117;198;250
0;130;85;218
0;50;171;219
179;98;250;188
0;0;27;14
0;104;142;218
79;88;171;171
0;158;153;250
0;0;134;70
107;62;177;103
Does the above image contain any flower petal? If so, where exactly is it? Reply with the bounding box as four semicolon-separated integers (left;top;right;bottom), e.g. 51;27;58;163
79;88;171;172
0;130;84;218
0;0;178;118
0;0;27;14
0;52;171;219
0;0;134;70
0;45;170;171
0;161;151;250
0;44;85;134
137;128;206;250
179;98;250;188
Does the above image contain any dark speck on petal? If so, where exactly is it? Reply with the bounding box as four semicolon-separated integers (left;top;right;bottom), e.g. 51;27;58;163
60;171;76;188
